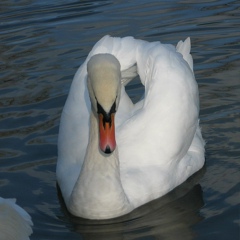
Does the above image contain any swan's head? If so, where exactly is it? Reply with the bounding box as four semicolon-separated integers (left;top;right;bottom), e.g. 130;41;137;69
87;54;121;154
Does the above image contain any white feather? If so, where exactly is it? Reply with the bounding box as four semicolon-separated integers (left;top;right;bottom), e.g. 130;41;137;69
0;197;33;240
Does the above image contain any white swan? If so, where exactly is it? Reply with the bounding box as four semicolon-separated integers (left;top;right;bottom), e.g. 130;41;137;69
56;35;205;219
0;197;33;240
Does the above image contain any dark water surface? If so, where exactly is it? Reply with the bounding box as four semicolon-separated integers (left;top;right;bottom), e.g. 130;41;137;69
0;0;239;239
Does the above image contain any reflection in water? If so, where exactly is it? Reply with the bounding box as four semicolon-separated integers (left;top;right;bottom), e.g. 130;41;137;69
58;168;205;239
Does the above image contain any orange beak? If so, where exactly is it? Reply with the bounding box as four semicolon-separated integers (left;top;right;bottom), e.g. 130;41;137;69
98;113;116;154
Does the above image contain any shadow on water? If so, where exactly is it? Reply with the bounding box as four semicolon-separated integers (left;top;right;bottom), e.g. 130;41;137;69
57;166;206;239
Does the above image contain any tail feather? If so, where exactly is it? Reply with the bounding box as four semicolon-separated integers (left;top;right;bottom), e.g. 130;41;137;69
176;37;193;71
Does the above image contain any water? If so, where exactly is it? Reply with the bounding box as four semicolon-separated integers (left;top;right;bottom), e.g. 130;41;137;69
0;0;239;239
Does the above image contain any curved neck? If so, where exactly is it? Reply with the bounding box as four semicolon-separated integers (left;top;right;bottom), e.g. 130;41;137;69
69;110;131;219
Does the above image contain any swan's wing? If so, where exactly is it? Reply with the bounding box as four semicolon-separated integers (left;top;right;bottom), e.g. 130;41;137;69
117;38;200;169
0;198;33;240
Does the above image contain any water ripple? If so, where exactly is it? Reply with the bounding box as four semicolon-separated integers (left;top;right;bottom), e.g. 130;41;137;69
0;0;239;239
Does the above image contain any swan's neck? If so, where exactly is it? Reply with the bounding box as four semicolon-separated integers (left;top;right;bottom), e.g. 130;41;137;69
69;110;132;219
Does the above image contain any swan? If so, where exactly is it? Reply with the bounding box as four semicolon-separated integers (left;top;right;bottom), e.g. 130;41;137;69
0;197;33;240
56;35;205;219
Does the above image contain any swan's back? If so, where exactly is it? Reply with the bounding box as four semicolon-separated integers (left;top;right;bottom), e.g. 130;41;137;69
0;198;33;240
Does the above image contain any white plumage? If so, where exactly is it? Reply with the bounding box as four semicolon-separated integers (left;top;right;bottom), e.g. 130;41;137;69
0;197;33;240
56;35;205;219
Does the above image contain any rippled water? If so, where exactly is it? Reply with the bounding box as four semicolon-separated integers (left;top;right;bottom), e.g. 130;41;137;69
0;0;239;239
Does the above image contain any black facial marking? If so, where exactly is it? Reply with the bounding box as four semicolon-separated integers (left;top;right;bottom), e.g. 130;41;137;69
97;100;116;128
